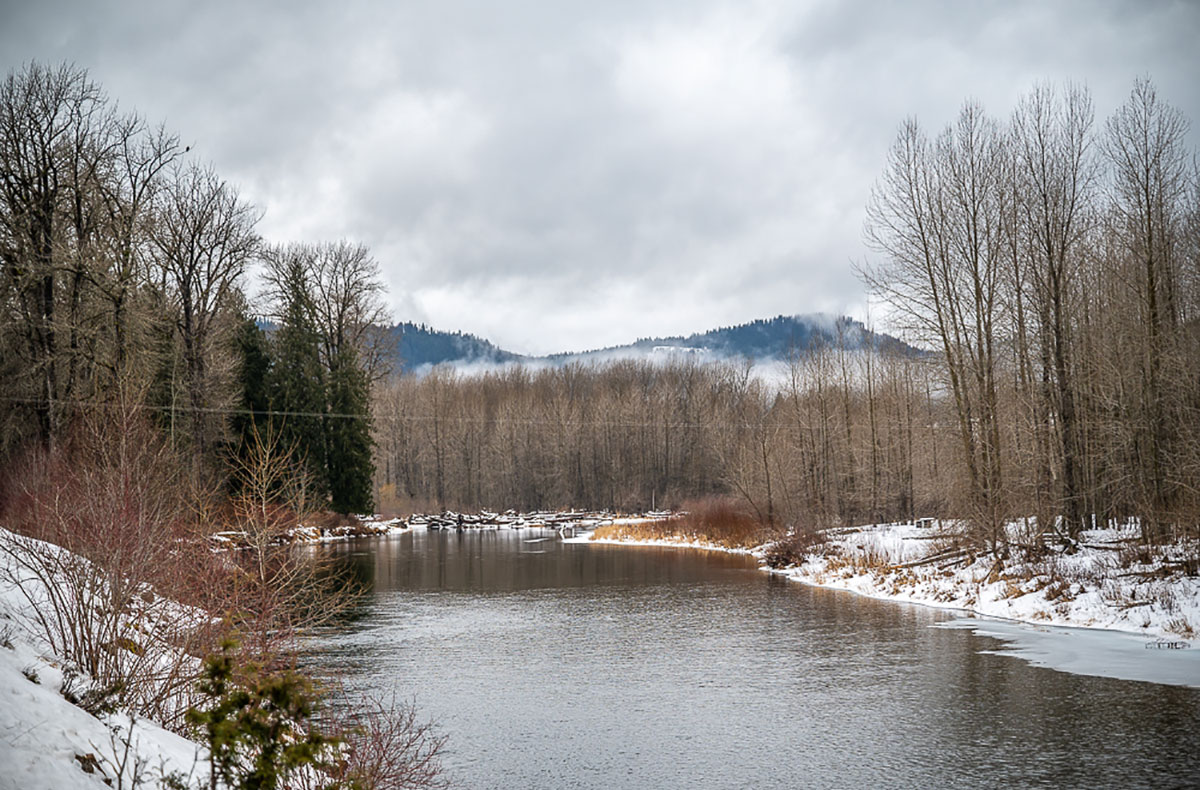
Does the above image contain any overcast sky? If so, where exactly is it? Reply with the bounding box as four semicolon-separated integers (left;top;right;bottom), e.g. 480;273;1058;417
2;0;1197;355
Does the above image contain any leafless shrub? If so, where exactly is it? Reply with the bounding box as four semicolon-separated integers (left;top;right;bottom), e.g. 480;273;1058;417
304;692;448;790
92;714;152;790
228;435;363;658
0;409;230;727
762;522;827;569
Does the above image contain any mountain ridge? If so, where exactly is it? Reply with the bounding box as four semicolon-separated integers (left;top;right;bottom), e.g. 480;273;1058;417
387;314;921;372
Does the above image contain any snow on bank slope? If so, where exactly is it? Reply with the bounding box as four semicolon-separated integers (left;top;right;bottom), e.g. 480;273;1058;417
0;639;202;789
0;528;205;790
780;521;1200;640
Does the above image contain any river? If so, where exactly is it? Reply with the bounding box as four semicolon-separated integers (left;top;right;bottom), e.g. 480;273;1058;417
300;528;1200;789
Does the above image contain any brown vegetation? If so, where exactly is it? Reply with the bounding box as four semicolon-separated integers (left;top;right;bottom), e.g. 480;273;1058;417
591;497;768;549
0;409;349;712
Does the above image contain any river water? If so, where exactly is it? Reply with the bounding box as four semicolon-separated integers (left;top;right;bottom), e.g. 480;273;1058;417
300;529;1200;789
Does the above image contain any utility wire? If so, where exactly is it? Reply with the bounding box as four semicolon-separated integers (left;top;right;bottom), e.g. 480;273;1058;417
0;395;802;431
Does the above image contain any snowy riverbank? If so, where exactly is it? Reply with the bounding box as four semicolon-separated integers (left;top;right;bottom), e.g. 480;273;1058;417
211;510;667;548
577;520;1200;687
774;521;1200;641
0;529;206;790
577;520;1200;642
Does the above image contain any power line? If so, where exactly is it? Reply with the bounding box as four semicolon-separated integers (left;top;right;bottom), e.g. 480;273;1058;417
0;396;366;422
0;395;802;431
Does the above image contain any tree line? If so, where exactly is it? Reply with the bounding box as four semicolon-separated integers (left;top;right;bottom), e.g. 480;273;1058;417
864;78;1199;547
4;63;1195;550
374;78;1199;551
0;62;382;513
372;347;943;533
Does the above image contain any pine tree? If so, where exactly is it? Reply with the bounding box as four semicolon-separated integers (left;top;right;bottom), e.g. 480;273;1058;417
269;260;327;499
230;314;273;487
186;638;343;790
326;344;375;514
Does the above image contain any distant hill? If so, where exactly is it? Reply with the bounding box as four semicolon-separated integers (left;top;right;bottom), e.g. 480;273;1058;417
548;314;917;362
385;314;920;372
388;322;527;369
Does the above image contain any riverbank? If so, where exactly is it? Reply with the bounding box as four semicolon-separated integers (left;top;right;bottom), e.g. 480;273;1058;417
0;528;204;789
210;510;666;548
579;520;1200;642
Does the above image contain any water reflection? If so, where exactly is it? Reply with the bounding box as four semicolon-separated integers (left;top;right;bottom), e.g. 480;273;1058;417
301;530;1200;790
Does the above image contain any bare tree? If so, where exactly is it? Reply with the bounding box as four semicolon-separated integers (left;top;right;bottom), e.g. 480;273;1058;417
92;118;182;384
152;162;260;461
1010;82;1098;535
863;102;1011;549
262;240;391;379
1103;78;1192;537
0;62;108;447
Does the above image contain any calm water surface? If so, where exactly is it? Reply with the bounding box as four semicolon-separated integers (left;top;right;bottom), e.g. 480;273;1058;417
300;530;1200;789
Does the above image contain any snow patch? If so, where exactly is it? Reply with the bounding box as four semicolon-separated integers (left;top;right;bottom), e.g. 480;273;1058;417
0;528;207;789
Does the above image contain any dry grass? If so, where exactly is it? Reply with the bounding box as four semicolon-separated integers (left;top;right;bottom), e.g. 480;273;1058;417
591;497;769;549
590;519;678;542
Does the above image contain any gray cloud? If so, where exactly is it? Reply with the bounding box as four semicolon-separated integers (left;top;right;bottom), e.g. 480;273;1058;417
2;0;1197;354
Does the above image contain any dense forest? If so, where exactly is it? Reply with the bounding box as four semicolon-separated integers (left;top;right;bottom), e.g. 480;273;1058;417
373;349;932;528
0;62;382;514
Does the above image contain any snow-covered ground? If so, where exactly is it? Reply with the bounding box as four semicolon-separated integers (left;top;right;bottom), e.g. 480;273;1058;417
0;528;207;790
780;521;1200;639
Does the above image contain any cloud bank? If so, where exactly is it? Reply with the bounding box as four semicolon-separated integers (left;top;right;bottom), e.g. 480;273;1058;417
2;0;1196;354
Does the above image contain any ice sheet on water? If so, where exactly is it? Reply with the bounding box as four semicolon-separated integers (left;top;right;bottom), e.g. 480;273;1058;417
938;616;1200;688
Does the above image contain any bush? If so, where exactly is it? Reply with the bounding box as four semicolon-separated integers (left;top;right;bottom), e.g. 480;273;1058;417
315;692;448;790
591;497;768;549
761;523;827;569
187;639;342;790
0;409;359;728
0;410;224;727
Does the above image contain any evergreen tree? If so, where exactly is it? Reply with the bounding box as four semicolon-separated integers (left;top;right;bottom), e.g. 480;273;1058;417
269;260;327;498
229;314;274;491
187;638;343;790
326;344;375;514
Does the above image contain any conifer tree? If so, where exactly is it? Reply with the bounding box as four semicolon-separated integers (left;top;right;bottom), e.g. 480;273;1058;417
269;260;327;498
326;344;375;514
229;314;273;488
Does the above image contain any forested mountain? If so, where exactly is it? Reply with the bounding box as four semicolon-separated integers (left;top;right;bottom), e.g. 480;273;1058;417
388;322;526;369
548;314;920;361
388;314;919;371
